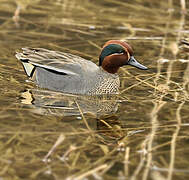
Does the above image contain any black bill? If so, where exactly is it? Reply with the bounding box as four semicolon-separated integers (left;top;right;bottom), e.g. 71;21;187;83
127;56;148;70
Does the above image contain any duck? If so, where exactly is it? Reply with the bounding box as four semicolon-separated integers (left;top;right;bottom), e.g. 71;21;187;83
16;40;148;95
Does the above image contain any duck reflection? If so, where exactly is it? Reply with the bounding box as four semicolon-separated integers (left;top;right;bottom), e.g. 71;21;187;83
21;89;126;141
20;89;120;117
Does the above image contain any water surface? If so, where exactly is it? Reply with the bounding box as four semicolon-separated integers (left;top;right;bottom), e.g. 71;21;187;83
0;0;189;179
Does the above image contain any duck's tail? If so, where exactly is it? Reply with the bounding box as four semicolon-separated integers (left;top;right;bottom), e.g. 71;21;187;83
15;51;36;78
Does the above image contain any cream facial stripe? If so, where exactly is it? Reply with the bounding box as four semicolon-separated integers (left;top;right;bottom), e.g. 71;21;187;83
107;43;130;60
119;42;130;60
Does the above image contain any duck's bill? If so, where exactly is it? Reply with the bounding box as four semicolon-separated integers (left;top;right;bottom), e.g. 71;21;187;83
127;56;148;70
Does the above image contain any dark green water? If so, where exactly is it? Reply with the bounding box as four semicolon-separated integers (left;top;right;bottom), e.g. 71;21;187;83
0;0;189;179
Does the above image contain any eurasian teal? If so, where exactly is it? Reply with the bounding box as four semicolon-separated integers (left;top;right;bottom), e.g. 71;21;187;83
16;40;148;95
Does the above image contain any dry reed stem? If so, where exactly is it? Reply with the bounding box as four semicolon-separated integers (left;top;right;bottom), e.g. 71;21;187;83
124;147;130;177
99;119;113;128
67;164;108;180
142;101;166;180
167;102;184;180
130;139;147;180
43;133;65;162
180;0;186;12
121;68;160;91
60;145;77;162
75;100;94;135
87;40;101;50
120;74;157;94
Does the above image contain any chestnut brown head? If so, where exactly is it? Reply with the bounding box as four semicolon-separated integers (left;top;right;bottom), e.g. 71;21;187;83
99;40;148;74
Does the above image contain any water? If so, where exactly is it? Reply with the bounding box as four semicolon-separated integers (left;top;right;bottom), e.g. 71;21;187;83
0;0;189;179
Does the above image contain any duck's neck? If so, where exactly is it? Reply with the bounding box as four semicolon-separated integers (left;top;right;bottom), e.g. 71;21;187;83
99;67;119;76
102;66;119;74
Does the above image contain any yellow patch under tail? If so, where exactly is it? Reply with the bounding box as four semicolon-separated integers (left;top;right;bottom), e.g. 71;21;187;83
22;62;35;77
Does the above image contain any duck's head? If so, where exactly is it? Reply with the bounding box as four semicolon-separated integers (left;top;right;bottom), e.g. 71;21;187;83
99;40;148;74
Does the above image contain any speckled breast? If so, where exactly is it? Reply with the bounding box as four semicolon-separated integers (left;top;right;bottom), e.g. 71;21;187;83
86;73;120;95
